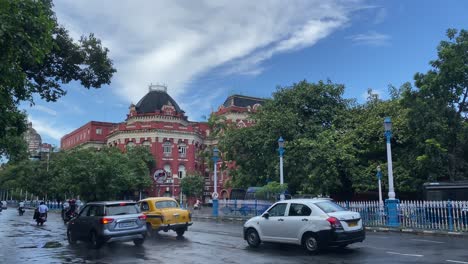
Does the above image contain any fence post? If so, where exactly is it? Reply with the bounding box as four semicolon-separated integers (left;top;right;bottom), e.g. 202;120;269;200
255;199;258;216
346;200;350;210
447;200;454;232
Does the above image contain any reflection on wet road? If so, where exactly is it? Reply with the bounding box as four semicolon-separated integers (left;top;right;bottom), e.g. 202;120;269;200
1;207;468;264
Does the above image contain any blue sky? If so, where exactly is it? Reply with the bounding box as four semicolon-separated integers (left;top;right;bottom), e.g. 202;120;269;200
20;0;468;148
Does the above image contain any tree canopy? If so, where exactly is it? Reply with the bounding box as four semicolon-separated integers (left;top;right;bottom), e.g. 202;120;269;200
0;0;116;159
220;29;468;199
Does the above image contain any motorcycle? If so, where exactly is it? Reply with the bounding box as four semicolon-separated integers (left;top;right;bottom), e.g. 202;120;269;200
33;209;47;226
63;210;77;224
18;207;25;216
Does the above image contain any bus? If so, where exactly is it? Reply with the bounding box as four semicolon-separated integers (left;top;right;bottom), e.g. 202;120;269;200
423;181;468;200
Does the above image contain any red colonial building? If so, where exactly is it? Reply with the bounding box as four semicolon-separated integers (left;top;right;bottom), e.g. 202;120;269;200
61;84;264;203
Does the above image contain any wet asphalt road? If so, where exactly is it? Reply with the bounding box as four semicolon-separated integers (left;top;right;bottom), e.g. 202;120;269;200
1;207;468;264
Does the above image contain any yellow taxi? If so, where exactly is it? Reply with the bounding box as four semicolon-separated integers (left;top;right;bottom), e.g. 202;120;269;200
138;197;192;237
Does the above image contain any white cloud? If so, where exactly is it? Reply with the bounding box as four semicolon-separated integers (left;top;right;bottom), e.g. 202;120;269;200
361;88;383;100
28;116;71;142
53;0;364;117
374;8;387;24
31;105;58;116
347;31;390;46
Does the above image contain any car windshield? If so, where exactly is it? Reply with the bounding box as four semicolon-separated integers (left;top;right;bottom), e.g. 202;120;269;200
105;203;139;215
315;201;346;213
155;200;178;209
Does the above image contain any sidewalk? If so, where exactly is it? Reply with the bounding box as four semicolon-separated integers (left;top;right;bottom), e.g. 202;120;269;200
190;206;468;237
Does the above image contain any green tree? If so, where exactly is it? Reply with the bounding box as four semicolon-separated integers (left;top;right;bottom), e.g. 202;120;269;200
402;29;468;181
180;173;205;201
0;0;116;158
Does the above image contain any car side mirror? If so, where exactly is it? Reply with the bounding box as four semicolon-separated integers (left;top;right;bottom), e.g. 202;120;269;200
262;213;269;219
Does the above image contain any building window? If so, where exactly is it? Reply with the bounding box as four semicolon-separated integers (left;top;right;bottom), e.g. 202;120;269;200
178;165;186;179
178;144;187;158
163;141;172;156
164;164;172;178
142;140;151;149
126;141;135;149
96;128;102;135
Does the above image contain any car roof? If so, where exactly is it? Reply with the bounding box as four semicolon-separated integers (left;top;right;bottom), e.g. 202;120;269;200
85;200;136;206
278;198;334;204
139;197;177;202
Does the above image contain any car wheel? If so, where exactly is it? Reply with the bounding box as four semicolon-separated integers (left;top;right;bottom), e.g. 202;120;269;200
303;233;320;254
246;228;260;248
67;229;77;245
146;223;155;238
133;238;145;246
176;229;185;237
89;231;103;249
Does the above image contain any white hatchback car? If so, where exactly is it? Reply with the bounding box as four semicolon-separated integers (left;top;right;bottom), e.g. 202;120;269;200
243;198;365;253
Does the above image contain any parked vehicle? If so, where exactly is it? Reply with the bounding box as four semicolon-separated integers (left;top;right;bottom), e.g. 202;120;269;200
243;198;365;254
66;201;147;249
138;197;192;237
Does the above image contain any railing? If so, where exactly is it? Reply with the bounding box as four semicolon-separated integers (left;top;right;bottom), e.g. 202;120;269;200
337;200;468;232
218;199;273;217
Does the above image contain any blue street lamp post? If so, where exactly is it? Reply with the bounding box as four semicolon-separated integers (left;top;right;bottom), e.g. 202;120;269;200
278;137;285;201
384;117;399;227
212;147;219;217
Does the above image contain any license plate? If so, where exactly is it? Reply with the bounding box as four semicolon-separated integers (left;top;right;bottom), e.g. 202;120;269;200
119;222;135;228
348;221;358;227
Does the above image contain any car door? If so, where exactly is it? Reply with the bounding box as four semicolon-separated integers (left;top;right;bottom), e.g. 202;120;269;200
73;205;90;239
283;203;313;243
258;203;288;242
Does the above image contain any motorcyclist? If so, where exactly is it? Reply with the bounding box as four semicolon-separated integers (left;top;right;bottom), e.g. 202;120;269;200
18;200;25;215
65;199;77;219
36;202;48;225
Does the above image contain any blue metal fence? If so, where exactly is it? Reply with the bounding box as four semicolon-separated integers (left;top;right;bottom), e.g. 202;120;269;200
337;200;468;232
218;199;272;217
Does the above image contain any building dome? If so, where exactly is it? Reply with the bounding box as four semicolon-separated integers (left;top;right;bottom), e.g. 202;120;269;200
135;84;184;114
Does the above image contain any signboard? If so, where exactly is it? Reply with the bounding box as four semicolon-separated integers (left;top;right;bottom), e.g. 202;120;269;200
153;169;166;184
212;192;219;199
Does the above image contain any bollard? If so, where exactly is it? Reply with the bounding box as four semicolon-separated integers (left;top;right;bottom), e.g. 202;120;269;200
447;200;454;232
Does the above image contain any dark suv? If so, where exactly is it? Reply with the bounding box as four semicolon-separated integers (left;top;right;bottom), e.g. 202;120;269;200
67;201;147;249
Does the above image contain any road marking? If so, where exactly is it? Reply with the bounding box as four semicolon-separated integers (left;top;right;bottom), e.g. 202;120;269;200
447;260;468;264
387;252;423;257
411;239;445;244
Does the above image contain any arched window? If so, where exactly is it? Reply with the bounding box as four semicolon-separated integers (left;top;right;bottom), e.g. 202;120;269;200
126;141;135;149
164;164;172;178
178;165;186;179
142;140;151;149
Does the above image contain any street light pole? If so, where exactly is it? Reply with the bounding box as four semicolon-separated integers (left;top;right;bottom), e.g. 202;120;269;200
384;117;399;227
384;117;396;199
212;147;219;217
278;137;285;201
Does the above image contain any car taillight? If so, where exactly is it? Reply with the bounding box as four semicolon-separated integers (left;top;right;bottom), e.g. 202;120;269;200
327;217;343;229
138;215;147;220
101;217;114;224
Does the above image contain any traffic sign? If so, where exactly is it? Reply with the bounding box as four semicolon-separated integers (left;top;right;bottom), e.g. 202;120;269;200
153;169;166;184
212;192;219;199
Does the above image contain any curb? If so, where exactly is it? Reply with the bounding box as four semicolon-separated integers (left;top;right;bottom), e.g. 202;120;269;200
192;216;468;237
365;226;468;237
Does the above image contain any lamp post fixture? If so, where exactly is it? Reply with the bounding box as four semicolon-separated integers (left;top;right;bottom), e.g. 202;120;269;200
376;165;383;209
384;117;399;227
212;147;219;217
278;137;285;201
